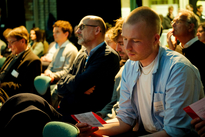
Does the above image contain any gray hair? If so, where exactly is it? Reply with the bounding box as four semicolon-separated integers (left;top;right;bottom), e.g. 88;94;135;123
180;10;199;36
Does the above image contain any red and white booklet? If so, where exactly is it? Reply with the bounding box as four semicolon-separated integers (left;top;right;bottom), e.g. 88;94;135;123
183;97;205;120
71;112;107;127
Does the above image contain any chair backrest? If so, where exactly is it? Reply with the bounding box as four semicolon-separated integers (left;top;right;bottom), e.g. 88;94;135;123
34;75;51;95
0;57;6;68
43;121;80;137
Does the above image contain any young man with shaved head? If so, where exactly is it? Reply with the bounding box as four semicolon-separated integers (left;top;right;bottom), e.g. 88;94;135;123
77;7;204;137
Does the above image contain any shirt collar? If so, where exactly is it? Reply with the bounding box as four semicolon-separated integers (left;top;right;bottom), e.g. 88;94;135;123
183;37;198;49
55;43;59;49
15;46;29;57
85;41;105;57
60;40;69;48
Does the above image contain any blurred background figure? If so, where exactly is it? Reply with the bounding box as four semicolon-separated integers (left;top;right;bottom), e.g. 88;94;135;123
0;38;6;58
197;22;205;43
163;6;174;29
1;28;12;57
196;5;205;23
41;29;49;56
186;4;194;12
105;27;117;50
167;5;174;21
29;27;44;58
0;8;6;42
41;42;58;72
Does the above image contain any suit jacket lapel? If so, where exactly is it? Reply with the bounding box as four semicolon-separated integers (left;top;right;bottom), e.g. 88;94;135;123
85;43;106;67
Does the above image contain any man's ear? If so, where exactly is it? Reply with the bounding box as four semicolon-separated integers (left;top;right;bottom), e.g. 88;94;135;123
65;31;69;38
188;23;195;32
154;33;160;45
21;38;26;44
95;26;101;35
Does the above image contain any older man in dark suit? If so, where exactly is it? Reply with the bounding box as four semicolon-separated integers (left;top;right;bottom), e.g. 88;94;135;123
0;26;41;102
55;15;120;122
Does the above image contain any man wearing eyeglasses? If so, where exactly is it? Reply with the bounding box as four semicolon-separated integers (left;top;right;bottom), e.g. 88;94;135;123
56;15;120;123
76;7;204;137
167;9;205;90
0;26;42;102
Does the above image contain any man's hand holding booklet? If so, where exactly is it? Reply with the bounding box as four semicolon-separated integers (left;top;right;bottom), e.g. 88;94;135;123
71;111;106;127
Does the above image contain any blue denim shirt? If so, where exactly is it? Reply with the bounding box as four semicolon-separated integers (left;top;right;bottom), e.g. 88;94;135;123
117;46;204;136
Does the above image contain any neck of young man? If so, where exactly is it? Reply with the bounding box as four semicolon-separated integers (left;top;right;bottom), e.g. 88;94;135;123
140;46;159;67
57;39;68;47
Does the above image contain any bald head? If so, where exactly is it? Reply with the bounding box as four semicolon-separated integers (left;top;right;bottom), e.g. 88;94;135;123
81;15;107;36
124;6;161;36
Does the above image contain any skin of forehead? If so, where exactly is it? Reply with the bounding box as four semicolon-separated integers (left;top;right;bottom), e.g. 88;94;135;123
81;16;101;25
176;12;189;20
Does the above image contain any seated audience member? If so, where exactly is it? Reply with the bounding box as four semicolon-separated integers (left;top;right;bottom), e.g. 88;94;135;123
163;6;174;29
96;17;128;120
41;29;49;55
166;6;174;21
163;17;172;29
105;27;117;50
196;5;205;23
0;93;62;137
113;17;127;67
1;28;12;57
197;22;205;43
30;27;44;58
167;9;205;89
191;117;205;137
41;41;58;72
42;20;78;82
0;16;119;135
54;15;120;122
76;7;204;137
0;39;6;57
186;4;194;12
0;26;42;101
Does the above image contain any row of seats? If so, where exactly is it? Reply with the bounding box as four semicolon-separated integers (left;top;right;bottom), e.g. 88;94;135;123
35;77;80;137
43;121;79;137
0;58;79;137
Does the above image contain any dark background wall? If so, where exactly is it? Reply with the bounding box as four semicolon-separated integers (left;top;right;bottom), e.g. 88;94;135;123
56;0;122;28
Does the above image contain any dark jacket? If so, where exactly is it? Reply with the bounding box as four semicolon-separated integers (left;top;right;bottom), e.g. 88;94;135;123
0;93;62;137
182;40;205;88
0;48;42;97
57;42;120;118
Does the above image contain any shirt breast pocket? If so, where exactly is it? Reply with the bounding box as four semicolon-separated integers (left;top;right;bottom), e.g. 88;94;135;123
153;92;165;118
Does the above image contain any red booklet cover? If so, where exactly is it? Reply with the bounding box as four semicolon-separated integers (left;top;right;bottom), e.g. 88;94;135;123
183;106;199;119
71;112;106;127
183;97;205;120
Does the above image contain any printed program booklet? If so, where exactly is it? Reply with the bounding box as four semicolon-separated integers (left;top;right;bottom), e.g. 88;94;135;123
71;111;107;127
183;97;205;120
